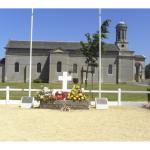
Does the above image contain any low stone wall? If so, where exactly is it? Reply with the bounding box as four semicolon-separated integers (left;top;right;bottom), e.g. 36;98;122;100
40;100;90;109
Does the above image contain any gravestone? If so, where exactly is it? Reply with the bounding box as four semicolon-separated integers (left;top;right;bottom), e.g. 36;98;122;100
95;97;109;109
21;96;34;108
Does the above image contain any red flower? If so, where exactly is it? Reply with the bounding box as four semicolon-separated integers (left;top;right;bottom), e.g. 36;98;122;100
55;91;65;100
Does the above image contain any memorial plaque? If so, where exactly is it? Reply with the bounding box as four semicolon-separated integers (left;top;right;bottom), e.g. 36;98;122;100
95;98;109;109
22;96;33;103
96;99;108;104
21;96;33;108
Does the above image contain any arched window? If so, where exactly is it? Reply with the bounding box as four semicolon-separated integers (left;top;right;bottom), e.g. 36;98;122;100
73;64;77;73
15;62;19;72
118;31;120;40
108;64;112;74
57;61;62;72
37;63;41;73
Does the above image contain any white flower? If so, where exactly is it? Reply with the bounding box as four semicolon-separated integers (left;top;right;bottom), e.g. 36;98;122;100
43;87;49;93
40;95;44;99
58;91;62;94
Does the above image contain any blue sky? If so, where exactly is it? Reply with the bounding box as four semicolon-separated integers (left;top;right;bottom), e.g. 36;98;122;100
0;9;98;58
0;9;150;64
102;9;150;64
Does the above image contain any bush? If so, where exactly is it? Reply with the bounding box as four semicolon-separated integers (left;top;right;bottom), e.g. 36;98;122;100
33;79;43;83
73;78;79;84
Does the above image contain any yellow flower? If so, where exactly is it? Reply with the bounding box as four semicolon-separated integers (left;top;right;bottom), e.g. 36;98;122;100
79;93;82;96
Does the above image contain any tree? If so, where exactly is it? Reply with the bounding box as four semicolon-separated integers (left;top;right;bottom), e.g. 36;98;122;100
80;32;98;88
145;64;150;79
101;19;111;51
80;19;111;88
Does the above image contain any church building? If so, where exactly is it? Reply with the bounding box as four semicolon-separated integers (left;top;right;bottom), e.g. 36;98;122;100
0;21;145;83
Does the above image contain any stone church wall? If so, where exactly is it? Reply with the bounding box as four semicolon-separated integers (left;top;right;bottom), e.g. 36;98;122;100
102;55;117;83
5;52;49;83
119;57;134;83
49;53;69;83
0;65;4;82
49;53;99;84
3;47;145;84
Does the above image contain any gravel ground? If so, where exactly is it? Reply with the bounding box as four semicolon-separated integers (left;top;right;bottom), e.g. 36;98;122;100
0;105;150;141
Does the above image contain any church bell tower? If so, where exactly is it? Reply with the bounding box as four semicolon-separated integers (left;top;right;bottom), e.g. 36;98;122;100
115;21;128;50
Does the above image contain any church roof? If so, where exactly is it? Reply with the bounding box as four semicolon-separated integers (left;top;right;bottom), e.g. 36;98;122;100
135;55;145;59
6;40;120;52
5;40;82;50
103;44;120;51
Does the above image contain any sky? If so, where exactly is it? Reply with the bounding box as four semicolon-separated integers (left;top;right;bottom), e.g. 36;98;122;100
0;9;150;64
102;9;150;64
0;9;98;58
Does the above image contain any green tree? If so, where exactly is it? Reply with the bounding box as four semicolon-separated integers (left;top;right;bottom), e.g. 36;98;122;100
80;19;111;88
101;19;111;51
145;64;150;79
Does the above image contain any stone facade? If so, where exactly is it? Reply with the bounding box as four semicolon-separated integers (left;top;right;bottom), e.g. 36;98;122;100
1;21;146;83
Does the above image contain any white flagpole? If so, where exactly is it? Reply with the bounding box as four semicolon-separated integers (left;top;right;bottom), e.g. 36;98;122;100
99;9;102;98
29;8;34;97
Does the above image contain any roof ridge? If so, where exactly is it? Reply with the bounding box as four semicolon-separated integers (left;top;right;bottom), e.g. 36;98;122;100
9;40;82;43
6;40;82;50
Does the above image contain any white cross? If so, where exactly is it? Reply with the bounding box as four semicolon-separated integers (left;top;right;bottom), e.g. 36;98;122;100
58;72;72;91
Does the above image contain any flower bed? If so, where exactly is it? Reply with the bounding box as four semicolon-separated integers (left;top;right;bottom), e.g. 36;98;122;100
40;100;90;109
35;85;89;110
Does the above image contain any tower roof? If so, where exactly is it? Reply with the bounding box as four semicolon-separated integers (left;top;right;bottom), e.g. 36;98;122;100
119;21;126;24
116;21;127;28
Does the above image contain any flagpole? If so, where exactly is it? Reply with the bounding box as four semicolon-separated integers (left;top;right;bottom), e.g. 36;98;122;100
29;8;34;97
99;9;102;98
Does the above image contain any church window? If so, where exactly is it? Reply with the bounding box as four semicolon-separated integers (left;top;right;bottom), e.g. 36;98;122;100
118;31;120;40
37;63;41;73
121;44;124;47
73;64;77;73
57;61;62;72
15;62;19;72
108;64;113;74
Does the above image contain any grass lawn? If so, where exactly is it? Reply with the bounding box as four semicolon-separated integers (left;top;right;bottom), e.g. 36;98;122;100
0;82;150;101
0;105;149;141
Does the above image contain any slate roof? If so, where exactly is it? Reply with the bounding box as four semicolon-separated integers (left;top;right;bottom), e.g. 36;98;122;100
103;44;120;51
5;40;145;59
6;40;120;52
5;40;82;50
135;55;145;59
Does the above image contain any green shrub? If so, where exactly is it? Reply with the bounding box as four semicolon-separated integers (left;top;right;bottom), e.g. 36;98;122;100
33;79;43;83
